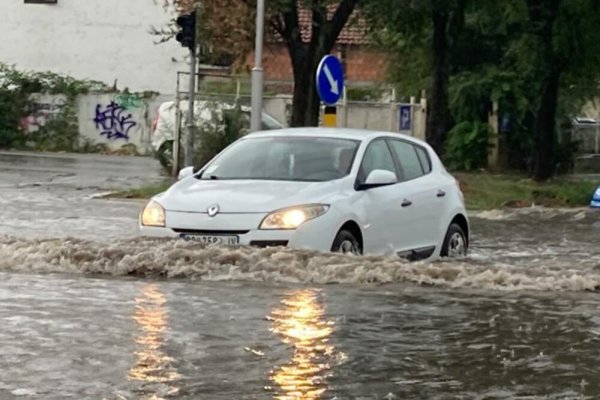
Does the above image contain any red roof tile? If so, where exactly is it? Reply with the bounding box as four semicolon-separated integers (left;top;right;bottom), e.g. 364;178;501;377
271;6;368;45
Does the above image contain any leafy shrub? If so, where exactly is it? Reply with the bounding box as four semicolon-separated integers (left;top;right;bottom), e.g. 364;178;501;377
192;102;247;168
445;121;490;171
0;63;106;151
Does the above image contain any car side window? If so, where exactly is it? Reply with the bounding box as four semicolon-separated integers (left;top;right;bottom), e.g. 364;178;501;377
415;146;432;174
357;139;397;183
388;139;424;181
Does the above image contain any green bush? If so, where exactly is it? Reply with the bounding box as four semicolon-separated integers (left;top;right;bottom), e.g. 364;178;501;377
192;102;247;168
0;63;106;151
445;121;490;171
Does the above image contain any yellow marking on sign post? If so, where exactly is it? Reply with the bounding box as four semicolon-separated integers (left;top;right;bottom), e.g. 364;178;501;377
323;106;337;127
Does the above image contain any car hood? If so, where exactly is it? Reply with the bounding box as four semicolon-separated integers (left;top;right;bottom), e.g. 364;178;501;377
157;178;348;213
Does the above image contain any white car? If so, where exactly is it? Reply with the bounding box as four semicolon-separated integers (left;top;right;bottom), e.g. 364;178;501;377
140;128;469;260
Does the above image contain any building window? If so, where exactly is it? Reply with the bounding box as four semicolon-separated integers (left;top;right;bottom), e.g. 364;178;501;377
24;0;57;3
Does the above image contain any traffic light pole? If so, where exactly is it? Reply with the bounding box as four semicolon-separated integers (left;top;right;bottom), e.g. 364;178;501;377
250;0;265;132
184;45;196;168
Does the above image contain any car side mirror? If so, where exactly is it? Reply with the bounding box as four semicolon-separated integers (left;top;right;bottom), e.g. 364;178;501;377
178;166;195;180
358;169;397;190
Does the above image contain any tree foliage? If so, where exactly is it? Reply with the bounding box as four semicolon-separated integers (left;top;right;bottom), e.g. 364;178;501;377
0;63;106;151
367;0;600;179
157;0;361;127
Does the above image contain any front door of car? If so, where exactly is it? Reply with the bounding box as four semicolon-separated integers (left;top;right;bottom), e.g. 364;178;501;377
387;139;441;255
354;139;413;255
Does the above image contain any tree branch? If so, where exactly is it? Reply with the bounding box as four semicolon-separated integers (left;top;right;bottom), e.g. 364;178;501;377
269;15;284;37
324;0;360;52
310;2;328;56
281;0;301;48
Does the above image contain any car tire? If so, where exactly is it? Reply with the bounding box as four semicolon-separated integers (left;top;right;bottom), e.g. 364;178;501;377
331;230;362;255
440;223;468;258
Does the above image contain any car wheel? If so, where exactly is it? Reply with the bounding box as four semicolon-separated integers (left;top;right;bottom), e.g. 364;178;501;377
331;230;362;255
441;223;468;258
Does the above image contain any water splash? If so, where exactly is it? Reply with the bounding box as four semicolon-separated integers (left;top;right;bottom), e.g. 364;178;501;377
1;235;599;292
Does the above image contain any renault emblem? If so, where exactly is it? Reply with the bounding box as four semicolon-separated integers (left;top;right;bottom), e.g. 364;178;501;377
207;204;220;217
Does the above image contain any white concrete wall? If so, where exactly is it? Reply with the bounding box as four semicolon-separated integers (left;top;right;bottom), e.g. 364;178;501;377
0;0;187;94
77;93;152;154
337;102;426;138
23;93;426;156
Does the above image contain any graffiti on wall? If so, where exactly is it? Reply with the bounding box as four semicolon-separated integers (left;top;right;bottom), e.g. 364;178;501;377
115;93;144;110
93;101;137;140
19;98;66;133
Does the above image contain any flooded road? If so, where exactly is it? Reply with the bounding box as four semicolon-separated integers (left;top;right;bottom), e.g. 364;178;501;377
1;151;600;399
3;274;600;399
0;150;163;240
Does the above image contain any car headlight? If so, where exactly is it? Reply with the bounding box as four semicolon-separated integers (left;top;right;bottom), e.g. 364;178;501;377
141;200;166;227
260;204;329;230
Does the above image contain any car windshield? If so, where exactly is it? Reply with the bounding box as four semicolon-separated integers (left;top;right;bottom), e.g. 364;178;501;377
198;136;360;182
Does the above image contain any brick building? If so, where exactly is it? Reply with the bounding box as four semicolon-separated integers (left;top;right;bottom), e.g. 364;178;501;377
243;8;388;88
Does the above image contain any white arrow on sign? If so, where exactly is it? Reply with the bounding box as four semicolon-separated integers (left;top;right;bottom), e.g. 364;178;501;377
323;64;340;95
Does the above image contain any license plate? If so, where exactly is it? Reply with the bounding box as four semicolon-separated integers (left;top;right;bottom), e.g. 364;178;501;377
180;234;239;245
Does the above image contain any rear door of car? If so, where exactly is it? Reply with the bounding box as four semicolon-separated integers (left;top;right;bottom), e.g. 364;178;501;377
386;138;441;258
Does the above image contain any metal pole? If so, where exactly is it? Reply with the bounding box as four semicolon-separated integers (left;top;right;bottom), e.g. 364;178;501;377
172;72;182;177
250;0;265;132
184;45;197;167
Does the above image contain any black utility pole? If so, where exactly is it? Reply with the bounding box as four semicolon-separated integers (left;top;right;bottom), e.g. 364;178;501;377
175;11;197;169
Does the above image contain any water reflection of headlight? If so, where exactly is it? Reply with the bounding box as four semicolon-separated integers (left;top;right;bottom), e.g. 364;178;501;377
267;289;344;399
128;284;181;398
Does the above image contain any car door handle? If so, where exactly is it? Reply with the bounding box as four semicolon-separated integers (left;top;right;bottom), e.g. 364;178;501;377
437;190;446;198
401;199;412;207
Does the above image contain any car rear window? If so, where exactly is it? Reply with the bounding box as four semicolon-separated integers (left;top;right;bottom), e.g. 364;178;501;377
387;140;424;181
415;146;431;174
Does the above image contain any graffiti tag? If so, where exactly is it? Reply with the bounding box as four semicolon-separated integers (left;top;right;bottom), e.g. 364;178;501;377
93;102;137;140
115;93;144;109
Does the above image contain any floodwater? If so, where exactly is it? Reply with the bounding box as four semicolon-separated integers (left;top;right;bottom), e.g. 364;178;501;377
1;151;600;399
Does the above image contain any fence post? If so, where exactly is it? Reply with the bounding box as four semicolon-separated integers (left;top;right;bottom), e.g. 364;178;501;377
488;101;500;170
410;96;416;136
342;86;348;128
594;123;600;154
417;97;427;140
389;88;397;132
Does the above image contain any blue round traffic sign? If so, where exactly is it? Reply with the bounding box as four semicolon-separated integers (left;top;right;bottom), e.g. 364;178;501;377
316;55;344;105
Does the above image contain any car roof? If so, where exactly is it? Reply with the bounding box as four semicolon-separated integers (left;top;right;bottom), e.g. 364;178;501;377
245;127;425;145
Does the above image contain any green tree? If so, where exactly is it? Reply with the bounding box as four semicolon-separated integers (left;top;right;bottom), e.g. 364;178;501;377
267;0;360;127
368;0;600;179
157;0;361;127
366;0;468;155
516;0;600;180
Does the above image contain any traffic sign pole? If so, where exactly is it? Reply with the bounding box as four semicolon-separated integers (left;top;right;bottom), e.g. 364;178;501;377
323;106;337;127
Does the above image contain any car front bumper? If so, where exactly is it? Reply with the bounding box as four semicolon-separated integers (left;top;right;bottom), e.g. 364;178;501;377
139;209;339;253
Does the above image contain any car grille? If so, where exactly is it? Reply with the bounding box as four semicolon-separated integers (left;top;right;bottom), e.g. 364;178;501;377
171;228;250;235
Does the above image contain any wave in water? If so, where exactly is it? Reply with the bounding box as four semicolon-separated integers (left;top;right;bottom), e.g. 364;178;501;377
1;235;599;292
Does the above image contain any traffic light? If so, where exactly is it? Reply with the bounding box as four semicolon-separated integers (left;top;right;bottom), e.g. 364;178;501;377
176;11;196;50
